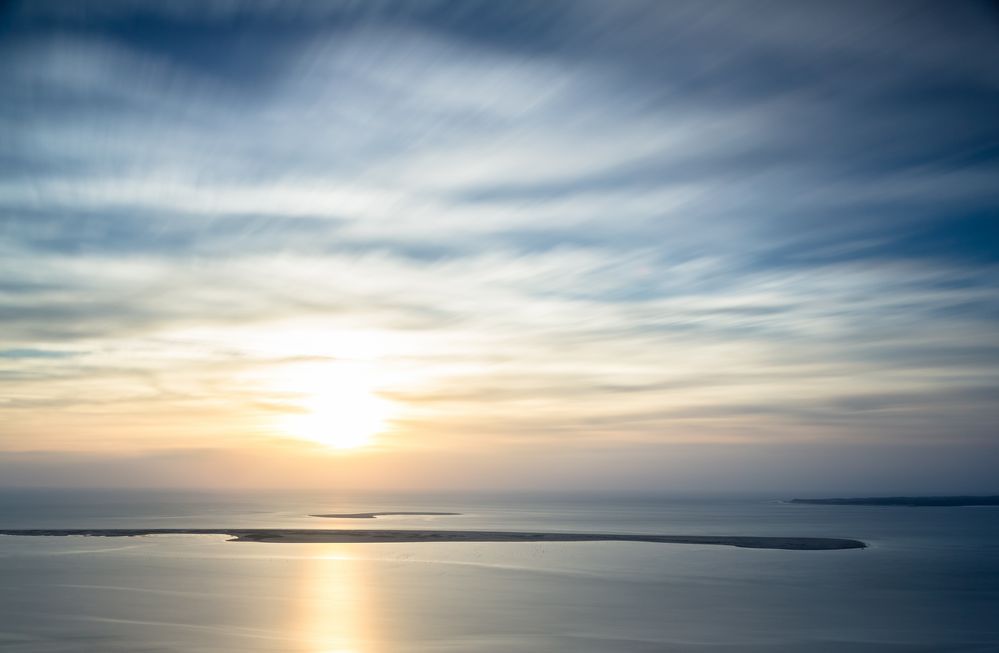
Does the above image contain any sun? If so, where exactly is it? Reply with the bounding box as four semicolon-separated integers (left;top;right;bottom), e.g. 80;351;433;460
284;390;388;449
274;361;391;450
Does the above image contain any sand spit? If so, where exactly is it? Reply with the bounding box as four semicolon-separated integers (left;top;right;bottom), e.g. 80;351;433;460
790;496;999;507
0;529;865;550
311;512;462;519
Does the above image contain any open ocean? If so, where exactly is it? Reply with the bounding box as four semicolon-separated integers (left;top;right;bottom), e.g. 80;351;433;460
0;489;997;652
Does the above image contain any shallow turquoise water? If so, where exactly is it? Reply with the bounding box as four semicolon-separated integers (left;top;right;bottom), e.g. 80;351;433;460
0;490;997;652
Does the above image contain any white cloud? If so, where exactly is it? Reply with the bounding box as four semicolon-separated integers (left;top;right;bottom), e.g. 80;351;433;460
1;4;997;480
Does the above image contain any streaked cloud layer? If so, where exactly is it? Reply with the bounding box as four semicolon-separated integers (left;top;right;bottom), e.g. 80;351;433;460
2;0;997;491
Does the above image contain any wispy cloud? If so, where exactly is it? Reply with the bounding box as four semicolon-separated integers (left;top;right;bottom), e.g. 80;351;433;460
1;0;997;489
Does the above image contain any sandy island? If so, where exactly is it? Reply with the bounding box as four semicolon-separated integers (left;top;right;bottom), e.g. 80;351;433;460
0;529;865;550
312;512;462;519
790;495;999;507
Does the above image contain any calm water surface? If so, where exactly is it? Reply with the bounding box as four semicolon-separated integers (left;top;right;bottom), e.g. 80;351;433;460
0;490;997;652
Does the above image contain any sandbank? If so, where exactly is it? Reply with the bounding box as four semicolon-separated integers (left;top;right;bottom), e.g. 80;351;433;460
0;528;865;550
311;512;461;519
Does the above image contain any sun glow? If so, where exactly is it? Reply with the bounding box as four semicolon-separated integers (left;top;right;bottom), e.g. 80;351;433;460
275;361;392;450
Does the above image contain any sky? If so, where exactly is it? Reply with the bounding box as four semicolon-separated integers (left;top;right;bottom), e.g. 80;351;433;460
1;0;998;493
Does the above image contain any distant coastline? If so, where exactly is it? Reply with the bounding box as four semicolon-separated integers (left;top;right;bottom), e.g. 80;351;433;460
789;496;999;507
0;528;866;551
311;511;461;519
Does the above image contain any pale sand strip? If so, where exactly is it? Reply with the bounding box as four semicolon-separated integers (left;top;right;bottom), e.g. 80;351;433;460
311;512;462;519
0;529;865;550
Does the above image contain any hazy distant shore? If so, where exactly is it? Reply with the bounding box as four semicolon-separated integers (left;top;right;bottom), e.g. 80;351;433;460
790;496;999;507
311;511;462;519
0;529;865;550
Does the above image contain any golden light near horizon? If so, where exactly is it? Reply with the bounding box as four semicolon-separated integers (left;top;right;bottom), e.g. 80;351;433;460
274;360;392;450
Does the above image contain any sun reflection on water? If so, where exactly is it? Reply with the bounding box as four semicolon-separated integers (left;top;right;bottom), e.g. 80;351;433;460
298;547;380;653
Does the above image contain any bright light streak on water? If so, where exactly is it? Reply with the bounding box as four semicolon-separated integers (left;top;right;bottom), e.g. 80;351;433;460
0;490;997;652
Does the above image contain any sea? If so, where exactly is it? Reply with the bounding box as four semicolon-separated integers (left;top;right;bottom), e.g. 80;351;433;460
0;489;996;652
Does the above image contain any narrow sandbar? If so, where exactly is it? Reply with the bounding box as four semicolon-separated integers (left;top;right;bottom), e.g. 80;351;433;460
0;529;865;550
312;512;461;519
790;495;999;507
